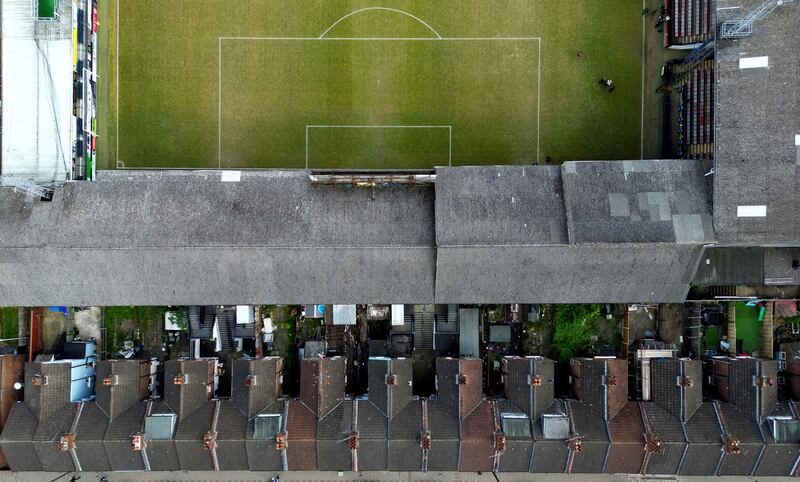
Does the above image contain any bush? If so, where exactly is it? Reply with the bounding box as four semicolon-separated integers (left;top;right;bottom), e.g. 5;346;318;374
552;304;602;362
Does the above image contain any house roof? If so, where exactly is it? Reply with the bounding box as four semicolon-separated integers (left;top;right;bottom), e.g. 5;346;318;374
103;401;147;472
570;357;628;420
684;402;722;444
562;160;714;243
756;403;800;476
713;0;800;245
503;356;555;420
0;403;42;471
285;400;317;471
174;401;215;471
33;403;77;472
354;400;387;471
640;402;686;475
230;357;282;418
95;359;150;422
316;400;352;471
651;357;702;421
605;402;645;474
730;358;777;420
424;398;460;472
459;400;495;472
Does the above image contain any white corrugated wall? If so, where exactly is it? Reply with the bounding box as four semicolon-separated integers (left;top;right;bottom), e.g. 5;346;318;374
1;0;72;182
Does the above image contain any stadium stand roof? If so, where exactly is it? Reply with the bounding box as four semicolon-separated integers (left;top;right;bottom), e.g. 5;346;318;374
561;160;714;244
0;162;713;305
713;0;800;245
0;170;437;305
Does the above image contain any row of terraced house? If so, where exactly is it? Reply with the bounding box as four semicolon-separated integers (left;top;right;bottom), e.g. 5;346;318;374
0;353;797;476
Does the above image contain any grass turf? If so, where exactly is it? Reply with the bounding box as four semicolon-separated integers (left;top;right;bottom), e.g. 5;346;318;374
0;307;18;342
99;0;643;170
734;301;762;354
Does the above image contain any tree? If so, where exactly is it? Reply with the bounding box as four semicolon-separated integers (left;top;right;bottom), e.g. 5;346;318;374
552;304;602;362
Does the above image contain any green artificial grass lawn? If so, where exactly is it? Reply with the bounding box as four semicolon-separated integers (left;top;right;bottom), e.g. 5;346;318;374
99;0;642;169
0;307;18;342
702;325;719;355
734;301;762;354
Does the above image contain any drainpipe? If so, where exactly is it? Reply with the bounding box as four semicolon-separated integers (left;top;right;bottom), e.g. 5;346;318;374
726;303;737;355
761;302;774;358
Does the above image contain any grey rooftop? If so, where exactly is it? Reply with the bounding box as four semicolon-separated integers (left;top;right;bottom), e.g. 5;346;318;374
0;162;715;305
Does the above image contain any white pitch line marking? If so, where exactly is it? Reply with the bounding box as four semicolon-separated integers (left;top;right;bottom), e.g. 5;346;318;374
537;38;541;164
318;7;443;39
218;37;222;169
115;0;120;165
640;0;646;159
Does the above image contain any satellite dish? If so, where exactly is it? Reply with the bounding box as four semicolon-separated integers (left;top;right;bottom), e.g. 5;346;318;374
13;382;22;390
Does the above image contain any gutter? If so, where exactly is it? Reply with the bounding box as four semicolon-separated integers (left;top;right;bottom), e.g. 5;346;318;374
68;402;84;471
140;400;152;471
208;400;220;471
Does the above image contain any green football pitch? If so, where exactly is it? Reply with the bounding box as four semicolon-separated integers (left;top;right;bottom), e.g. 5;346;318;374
97;1;644;170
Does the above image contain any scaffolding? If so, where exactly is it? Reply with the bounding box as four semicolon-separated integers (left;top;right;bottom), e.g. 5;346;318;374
0;176;54;199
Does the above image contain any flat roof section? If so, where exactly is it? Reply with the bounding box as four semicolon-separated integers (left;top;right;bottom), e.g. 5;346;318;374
714;0;800;245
